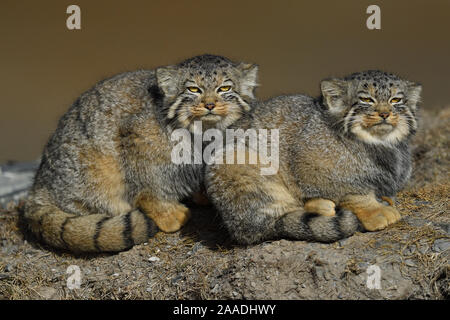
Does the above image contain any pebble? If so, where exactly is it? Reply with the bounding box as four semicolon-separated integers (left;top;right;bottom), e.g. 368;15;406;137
4;264;13;272
210;284;219;294
357;262;370;270
171;274;183;284
148;256;160;262
414;200;431;205
190;242;203;254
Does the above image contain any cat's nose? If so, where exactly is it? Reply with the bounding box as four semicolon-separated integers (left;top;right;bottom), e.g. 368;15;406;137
379;112;390;119
204;103;215;110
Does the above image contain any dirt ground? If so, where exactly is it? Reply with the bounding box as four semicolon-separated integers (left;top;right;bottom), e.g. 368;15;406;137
0;107;449;300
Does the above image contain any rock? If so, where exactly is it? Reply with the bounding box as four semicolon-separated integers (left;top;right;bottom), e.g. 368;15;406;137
148;256;160;262
357;262;370;270
36;286;58;299
210;284;219;294
437;223;450;235
432;239;450;253
0;160;40;208
414;200;431;205
171;274;183;284
190;242;203;254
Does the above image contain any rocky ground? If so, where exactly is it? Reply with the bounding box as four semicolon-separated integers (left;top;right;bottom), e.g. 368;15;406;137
0;107;448;300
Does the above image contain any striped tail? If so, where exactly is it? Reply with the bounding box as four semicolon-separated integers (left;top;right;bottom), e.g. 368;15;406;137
24;202;158;252
275;208;364;243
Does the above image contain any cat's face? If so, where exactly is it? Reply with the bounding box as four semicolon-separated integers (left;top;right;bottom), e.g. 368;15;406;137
321;70;421;145
156;54;258;132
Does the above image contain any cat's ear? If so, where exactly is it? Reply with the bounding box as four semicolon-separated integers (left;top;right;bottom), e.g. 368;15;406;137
320;79;348;113
156;66;179;99
238;63;259;100
406;82;422;110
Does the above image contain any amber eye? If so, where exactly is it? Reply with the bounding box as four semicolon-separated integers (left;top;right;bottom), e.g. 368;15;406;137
359;97;374;104
218;86;231;92
390;97;402;104
187;86;201;93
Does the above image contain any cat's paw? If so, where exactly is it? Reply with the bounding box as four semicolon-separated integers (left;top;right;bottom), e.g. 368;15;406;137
148;204;191;233
357;205;401;231
304;198;336;216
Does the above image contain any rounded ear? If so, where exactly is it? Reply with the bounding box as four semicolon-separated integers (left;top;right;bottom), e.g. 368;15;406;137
320;79;348;113
156;66;179;99
406;82;422;109
238;63;259;100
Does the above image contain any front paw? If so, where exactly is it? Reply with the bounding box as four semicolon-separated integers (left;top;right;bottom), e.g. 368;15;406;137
304;198;336;216
157;205;191;233
356;205;401;231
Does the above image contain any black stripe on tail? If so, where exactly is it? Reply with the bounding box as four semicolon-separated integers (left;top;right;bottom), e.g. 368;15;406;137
93;217;109;251
140;210;159;239
123;211;134;250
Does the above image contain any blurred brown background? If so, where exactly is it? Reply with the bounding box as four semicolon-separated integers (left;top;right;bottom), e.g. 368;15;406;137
1;0;449;162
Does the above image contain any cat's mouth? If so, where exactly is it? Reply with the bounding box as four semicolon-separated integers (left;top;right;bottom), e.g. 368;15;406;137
199;114;223;122
361;115;398;134
351;118;410;145
366;122;395;135
371;122;393;128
